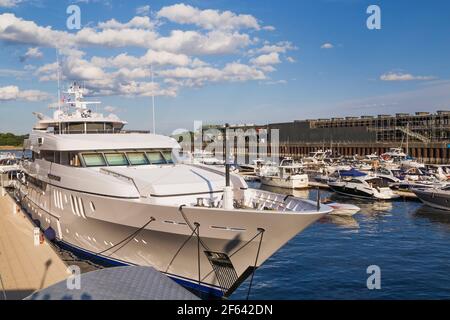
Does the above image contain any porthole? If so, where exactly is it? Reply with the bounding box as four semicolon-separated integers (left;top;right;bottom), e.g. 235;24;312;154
90;201;96;212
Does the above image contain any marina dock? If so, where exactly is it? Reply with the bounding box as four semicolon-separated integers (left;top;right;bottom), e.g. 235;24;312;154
0;193;68;300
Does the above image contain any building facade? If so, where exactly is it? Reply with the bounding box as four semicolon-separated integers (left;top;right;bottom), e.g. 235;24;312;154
205;111;450;164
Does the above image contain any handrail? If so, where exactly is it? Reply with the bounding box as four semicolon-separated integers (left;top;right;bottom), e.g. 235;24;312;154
99;168;143;197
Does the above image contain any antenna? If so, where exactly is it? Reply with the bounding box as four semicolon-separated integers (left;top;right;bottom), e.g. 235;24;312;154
151;63;156;134
56;48;61;112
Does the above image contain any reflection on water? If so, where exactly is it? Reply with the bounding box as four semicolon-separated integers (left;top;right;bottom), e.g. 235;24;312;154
414;205;450;227
320;215;359;230
0;149;31;158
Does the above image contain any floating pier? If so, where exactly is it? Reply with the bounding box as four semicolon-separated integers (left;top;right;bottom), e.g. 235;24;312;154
26;266;200;300
0;193;69;300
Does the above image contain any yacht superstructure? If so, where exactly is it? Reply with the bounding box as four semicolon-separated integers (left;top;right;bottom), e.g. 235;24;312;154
16;83;331;297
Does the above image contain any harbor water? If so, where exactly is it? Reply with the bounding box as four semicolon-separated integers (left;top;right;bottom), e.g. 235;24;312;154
232;185;450;299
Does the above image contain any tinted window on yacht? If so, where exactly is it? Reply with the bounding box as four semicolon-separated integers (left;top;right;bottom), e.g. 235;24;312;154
67;123;84;134
127;152;150;165
86;123;104;134
146;151;166;164
41;150;55;162
161;150;174;164
82;153;106;167
105;153;129;166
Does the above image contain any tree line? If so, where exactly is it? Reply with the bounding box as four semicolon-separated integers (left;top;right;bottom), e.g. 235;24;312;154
0;133;28;147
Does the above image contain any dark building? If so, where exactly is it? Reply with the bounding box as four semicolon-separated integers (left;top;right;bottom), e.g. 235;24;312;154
206;111;450;164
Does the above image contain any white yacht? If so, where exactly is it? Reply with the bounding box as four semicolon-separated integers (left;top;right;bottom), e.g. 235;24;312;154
16;83;332;298
328;170;399;200
380;148;424;169
0;153;19;190
191;150;225;166
259;158;309;189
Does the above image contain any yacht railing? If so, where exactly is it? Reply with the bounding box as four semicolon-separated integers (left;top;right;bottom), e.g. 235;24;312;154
51;129;151;135
99;168;143;197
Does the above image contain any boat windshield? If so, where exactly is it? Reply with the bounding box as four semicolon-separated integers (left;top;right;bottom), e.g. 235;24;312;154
366;178;390;188
83;153;107;167
105;153;129;166
161;150;174;164
80;149;174;167
127;152;150;165
146;151;166;164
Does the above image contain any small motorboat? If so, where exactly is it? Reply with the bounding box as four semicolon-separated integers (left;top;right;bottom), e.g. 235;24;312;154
321;199;361;216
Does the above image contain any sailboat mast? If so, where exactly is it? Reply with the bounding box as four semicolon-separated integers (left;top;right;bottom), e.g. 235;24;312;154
406;122;409;154
151;63;156;134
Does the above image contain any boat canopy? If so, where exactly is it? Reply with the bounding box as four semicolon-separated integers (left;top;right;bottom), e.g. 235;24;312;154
338;168;366;177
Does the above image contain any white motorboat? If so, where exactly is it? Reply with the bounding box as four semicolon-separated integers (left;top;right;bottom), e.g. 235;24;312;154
327;169;399;200
0;154;19;190
259;158;309;189
16;82;332;298
381;148;424;169
322;201;361;216
191;150;225;165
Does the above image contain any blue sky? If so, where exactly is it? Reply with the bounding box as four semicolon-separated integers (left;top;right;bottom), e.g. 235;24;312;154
0;0;449;134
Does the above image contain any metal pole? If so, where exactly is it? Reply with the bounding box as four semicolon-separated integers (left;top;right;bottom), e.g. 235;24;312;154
151;64;156;134
225;123;230;187
316;187;320;211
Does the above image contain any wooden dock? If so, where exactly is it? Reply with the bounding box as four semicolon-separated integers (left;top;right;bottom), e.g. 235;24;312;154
0;193;69;300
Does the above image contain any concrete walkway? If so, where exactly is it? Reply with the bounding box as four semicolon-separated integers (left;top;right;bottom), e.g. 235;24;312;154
0;193;68;300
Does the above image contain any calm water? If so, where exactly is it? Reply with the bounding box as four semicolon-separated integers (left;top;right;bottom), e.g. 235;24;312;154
232;186;450;300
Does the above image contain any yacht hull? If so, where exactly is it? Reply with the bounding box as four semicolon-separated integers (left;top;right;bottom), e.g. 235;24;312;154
16;181;325;297
328;183;398;200
260;175;309;189
412;189;450;211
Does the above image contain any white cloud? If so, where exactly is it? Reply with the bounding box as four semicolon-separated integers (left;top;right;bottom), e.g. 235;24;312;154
248;41;296;55
0;13;75;48
264;80;287;85
262;25;275;31
20;47;43;62
380;72;435;81
0;13;255;55
153;29;253;55
321;43;334;49
157;3;260;31
159;62;265;84
104;105;117;112
0;68;26;77
0;7;293;98
286;56;296;63
91;50;195;69
0;0;21;8
0;85;50;101
136;5;150;16
250;52;281;66
97;16;154;30
75;26;157;48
